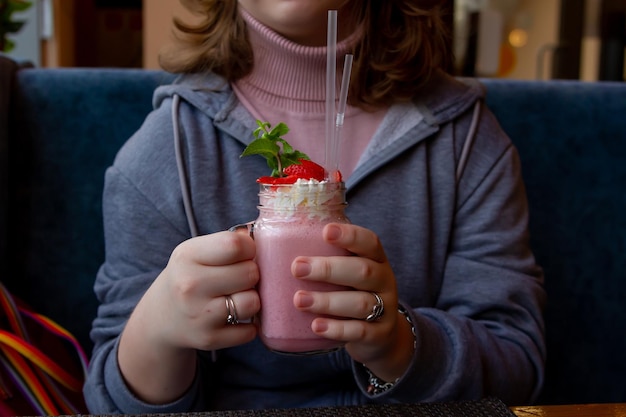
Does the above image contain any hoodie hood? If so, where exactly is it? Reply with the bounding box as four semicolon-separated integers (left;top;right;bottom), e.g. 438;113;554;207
153;70;486;187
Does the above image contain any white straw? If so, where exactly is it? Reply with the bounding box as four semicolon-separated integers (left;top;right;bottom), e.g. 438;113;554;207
325;10;338;179
330;54;353;179
337;54;353;122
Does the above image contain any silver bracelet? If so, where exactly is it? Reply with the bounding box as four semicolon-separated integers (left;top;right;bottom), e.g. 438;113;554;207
364;306;416;395
398;304;417;350
365;366;398;395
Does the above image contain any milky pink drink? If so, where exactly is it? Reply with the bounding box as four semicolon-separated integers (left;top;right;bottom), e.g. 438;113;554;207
254;180;350;354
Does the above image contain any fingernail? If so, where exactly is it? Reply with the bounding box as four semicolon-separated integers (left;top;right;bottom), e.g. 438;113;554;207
312;320;329;333
295;292;314;308
325;224;341;241
292;260;311;277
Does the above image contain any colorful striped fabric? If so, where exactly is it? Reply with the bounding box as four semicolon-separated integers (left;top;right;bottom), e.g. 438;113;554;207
0;282;88;415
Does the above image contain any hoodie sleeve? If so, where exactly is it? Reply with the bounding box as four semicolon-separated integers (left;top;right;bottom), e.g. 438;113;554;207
352;105;546;406
82;101;211;413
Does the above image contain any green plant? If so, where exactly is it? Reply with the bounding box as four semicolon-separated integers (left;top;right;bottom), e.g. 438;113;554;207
240;120;310;178
0;0;33;52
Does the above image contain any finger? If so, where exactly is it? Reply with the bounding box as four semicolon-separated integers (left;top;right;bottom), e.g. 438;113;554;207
309;317;375;344
294;290;383;321
209;292;260;349
176;231;256;267
207;260;260;296
194;322;258;351
292;255;385;291
170;258;259;303
228;290;261;323
324;223;387;263
187;295;259;351
210;324;258;350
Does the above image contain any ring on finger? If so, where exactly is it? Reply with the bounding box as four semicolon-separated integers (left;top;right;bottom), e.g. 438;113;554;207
225;295;239;325
365;292;384;322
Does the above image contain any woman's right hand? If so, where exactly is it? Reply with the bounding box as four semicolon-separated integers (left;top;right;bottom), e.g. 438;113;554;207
117;230;259;404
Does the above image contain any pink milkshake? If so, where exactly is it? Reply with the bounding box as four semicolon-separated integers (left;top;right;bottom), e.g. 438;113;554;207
254;180;350;354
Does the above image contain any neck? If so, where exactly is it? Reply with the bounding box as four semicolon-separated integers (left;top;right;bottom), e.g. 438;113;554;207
236;7;362;113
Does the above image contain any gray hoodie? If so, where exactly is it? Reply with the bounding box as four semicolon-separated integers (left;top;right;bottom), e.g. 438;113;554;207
84;70;545;413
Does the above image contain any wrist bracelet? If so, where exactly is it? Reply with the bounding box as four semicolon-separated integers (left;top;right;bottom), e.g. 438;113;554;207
364;306;416;395
365;366;398;395
398;304;417;350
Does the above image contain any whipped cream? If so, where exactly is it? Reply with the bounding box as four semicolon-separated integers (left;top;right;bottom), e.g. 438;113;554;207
259;179;345;210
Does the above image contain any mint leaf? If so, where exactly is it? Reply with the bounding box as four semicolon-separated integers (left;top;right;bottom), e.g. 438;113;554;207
241;120;310;177
239;138;279;158
268;122;289;138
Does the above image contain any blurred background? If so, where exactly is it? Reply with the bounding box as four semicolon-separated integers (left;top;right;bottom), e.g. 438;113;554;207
2;0;625;82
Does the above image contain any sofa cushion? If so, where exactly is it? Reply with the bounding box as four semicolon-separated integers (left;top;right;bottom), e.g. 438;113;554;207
7;67;175;351
483;79;626;404
0;55;19;281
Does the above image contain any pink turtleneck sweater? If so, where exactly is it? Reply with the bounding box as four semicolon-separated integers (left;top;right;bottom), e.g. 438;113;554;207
233;9;387;179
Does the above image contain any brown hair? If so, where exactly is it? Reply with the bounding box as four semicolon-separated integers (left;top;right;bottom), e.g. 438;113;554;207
159;0;452;108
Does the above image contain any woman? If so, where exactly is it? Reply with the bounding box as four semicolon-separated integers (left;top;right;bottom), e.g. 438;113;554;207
83;0;546;413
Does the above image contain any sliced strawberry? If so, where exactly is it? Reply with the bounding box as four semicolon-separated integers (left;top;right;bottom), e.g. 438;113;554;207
256;159;341;184
283;159;326;181
326;169;343;183
256;175;297;184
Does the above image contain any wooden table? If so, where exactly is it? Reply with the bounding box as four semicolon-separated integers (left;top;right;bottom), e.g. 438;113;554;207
511;403;626;417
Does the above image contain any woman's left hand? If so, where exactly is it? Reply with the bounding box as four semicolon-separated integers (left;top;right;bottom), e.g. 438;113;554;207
292;223;415;383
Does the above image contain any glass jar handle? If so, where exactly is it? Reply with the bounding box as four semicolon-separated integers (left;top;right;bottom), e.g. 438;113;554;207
228;221;255;239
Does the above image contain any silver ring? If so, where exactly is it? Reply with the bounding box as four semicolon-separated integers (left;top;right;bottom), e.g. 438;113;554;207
225;295;239;325
365;292;384;322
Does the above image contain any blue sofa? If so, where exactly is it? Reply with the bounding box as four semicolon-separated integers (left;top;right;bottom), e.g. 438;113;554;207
1;55;625;406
